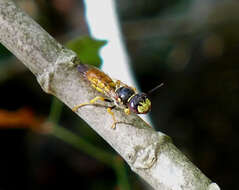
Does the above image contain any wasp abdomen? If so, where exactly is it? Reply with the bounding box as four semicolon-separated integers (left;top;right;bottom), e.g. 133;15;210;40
85;68;116;94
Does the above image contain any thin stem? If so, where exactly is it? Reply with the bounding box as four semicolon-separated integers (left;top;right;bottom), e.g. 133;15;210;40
48;97;115;167
113;157;131;190
48;97;63;123
52;125;114;167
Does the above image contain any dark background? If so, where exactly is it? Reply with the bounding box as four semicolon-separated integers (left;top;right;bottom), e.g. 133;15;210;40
0;0;238;189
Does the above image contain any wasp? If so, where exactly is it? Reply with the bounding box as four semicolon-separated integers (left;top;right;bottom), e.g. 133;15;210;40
72;63;163;129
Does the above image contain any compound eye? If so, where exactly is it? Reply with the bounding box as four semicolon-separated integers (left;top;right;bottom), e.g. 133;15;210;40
128;93;151;114
128;97;138;113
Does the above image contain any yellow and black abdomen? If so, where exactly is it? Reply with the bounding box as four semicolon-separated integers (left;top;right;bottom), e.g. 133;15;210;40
85;68;116;95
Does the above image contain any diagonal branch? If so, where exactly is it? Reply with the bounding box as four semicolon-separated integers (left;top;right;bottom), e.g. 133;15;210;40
0;1;220;190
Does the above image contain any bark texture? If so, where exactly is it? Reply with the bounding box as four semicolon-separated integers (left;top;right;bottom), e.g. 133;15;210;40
0;1;220;190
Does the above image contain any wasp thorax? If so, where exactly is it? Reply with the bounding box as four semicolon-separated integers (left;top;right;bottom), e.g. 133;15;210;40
116;87;135;104
128;93;151;114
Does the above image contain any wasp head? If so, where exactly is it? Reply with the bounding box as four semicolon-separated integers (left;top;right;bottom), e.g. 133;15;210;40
128;93;151;114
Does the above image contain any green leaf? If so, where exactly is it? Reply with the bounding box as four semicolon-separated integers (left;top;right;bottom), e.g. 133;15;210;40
0;43;12;60
66;36;107;68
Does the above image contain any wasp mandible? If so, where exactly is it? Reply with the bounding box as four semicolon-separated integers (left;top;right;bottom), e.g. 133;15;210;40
72;63;163;129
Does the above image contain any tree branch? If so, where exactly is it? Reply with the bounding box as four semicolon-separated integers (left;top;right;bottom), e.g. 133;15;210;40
0;1;220;189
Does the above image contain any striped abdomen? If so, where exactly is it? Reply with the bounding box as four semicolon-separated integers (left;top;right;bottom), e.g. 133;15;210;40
77;64;116;96
86;68;116;94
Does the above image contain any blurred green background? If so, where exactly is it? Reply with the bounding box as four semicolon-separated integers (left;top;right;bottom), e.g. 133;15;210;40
0;0;238;189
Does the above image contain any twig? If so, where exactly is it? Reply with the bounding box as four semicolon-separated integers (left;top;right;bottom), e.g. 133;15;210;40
0;1;220;189
52;125;114;167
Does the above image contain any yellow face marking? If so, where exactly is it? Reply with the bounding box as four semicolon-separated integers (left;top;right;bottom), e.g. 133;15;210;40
137;98;151;113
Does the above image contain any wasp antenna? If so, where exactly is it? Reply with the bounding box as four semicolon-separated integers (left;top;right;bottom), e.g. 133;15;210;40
147;83;164;95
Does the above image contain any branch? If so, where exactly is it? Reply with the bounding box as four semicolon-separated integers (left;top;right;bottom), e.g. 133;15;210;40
0;1;220;189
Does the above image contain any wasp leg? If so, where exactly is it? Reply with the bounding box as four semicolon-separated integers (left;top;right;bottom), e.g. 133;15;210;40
124;108;130;115
106;105;117;129
72;96;113;112
72;97;118;129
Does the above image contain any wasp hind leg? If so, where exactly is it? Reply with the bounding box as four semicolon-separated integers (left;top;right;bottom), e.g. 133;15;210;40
72;97;118;129
72;96;113;112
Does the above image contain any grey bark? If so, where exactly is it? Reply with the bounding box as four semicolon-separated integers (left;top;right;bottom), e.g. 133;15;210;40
0;1;220;190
